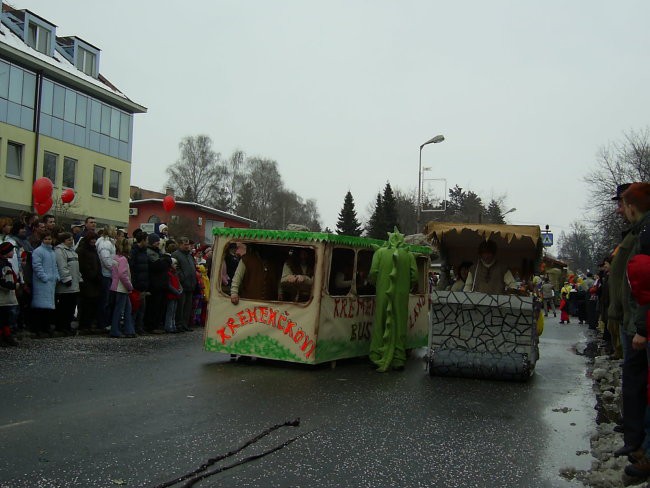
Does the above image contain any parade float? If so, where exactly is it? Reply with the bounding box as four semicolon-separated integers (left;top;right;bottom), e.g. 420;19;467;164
426;222;543;381
204;228;433;365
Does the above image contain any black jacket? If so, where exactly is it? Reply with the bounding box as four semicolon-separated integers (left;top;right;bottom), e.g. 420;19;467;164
147;247;170;291
129;245;150;291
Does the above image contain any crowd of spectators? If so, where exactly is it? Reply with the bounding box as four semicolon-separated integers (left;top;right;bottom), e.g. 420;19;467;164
0;212;213;345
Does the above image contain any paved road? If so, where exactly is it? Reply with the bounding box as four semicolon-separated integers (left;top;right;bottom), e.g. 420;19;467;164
0;316;595;488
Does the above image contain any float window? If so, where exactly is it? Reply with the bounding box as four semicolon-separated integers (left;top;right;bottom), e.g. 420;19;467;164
328;248;355;296
357;250;376;296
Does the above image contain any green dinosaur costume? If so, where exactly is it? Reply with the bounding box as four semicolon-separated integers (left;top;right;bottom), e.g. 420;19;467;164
368;228;418;372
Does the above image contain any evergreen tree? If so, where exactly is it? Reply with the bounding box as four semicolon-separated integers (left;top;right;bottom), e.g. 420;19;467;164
365;193;385;239
382;182;398;234
336;191;363;236
484;199;505;224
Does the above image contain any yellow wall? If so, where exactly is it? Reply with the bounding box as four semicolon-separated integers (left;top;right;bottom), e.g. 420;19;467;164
0;123;131;226
0;123;35;210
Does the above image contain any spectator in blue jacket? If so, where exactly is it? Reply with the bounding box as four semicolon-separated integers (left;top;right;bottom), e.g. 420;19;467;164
31;231;59;336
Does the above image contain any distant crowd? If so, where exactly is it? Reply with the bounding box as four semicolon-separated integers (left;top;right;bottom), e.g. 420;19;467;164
0;213;213;346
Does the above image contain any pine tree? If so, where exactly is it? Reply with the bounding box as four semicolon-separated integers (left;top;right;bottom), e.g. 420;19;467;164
485;199;505;224
382;182;398;234
336;191;363;236
365;193;384;239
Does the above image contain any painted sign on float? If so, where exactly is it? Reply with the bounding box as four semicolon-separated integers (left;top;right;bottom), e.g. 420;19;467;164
214;305;316;360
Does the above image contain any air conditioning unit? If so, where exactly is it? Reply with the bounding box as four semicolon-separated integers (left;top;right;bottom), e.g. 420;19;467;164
128;208;138;216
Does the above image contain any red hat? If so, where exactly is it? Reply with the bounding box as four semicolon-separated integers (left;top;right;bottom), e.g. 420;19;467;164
627;254;650;306
0;241;14;256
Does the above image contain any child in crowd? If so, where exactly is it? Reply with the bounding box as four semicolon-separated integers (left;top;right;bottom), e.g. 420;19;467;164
192;265;205;328
109;239;136;338
0;241;18;346
197;264;210;327
559;292;570;324
31;231;59;336
165;258;183;333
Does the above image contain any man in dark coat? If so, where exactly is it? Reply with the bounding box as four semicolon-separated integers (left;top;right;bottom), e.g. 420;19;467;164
144;233;169;333
172;237;198;331
76;231;101;331
129;232;149;334
608;183;646;458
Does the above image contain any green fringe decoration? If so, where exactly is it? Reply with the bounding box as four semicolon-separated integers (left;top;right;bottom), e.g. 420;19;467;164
212;228;433;255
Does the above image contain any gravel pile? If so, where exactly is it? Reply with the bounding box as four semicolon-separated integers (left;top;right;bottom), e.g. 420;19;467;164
581;346;649;488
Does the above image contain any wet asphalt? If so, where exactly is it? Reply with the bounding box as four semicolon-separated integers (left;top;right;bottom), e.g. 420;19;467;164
0;316;595;488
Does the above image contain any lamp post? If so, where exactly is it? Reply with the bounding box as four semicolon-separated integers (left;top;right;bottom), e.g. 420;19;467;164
503;207;517;220
417;134;445;233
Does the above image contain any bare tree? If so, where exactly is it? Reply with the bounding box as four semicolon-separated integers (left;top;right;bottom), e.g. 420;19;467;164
167;216;201;243
212;149;246;212
393;188;417;235
235;158;283;228
165;135;222;205
557;221;597;273
584;128;650;256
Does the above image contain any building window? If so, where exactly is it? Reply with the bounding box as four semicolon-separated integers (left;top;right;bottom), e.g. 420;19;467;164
92;165;105;196
63;89;76;123
0;61;9;99
109;170;120;199
26;22;51;55
76;47;96;77
75;94;87;127
43;151;58;183
8;65;23;104
62;157;77;189
6;141;23;178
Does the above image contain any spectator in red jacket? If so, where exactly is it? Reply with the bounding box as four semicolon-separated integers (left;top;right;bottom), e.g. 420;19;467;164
624;254;650;477
164;258;183;334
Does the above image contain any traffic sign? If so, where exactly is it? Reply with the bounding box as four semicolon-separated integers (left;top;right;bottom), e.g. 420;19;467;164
541;233;553;247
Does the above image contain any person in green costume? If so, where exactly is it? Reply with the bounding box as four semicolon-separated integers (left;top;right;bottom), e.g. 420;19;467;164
368;227;418;372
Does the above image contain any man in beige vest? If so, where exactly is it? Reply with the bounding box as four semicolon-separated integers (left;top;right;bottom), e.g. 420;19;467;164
463;239;516;294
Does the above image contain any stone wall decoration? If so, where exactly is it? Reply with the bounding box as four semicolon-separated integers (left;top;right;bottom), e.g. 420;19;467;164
428;290;539;381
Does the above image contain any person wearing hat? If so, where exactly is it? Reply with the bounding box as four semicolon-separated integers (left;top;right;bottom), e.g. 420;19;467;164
144;232;169;333
70;221;84;244
157;223;169;253
0;241;19;346
463;239;516;294
607;182;647;458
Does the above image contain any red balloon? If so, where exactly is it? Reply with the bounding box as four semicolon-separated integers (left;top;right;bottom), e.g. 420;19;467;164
61;188;75;204
34;197;53;216
33;177;53;203
162;195;176;212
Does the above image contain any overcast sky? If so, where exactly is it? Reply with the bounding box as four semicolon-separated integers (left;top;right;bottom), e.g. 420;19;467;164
13;1;650;246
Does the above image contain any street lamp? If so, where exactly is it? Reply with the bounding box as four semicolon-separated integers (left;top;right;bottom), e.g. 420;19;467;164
417;134;445;233
503;207;516;221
